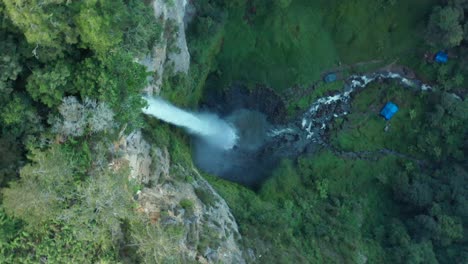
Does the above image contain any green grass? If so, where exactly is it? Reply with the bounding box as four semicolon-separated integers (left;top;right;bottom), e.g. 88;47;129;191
211;0;437;95
214;1;339;91
322;0;437;63
331;82;429;155
187;1;449;263
198;1;445;262
205;150;406;263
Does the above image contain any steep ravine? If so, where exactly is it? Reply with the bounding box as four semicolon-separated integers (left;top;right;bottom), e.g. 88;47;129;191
193;69;441;188
127;1;456;262
127;1;246;263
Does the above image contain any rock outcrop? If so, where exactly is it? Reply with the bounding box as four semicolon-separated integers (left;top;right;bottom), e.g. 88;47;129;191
124;132;245;263
140;0;191;95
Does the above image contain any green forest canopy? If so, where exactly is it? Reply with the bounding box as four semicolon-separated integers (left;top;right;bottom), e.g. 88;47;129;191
0;0;467;263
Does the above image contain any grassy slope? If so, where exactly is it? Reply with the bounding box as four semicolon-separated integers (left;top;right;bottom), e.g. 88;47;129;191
332;82;429;155
215;1;338;91
207;152;402;263
322;0;436;63
213;0;436;91
201;0;441;263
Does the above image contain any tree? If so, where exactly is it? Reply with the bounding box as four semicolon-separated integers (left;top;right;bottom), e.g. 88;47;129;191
1;143;139;262
416;92;467;162
406;182;433;208
0;136;22;187
1;95;30;126
434;214;463;246
73;53;147;130
450;0;468;10
0;93;42;142
26;60;74;107
74;0;125;54
120;0;162;56
0;33;22;95
3;0;158;58
426;6;464;48
2;146;77;228
275;0;293;9
2;0;78;52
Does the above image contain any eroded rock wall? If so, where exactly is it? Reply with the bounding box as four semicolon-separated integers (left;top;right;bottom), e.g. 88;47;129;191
140;0;191;95
124;132;245;263
126;2;244;262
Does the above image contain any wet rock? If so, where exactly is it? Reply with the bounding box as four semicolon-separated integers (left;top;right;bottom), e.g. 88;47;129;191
202;83;287;124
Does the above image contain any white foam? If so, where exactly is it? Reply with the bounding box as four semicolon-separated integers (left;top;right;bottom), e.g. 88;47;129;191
143;97;238;150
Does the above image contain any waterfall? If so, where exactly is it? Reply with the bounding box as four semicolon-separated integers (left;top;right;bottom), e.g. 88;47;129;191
142;97;238;150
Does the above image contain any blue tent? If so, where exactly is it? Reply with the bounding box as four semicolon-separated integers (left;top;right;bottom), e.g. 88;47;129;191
380;102;399;120
324;73;337;83
434;51;448;63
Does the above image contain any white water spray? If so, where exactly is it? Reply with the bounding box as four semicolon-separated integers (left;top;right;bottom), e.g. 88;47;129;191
142;97;238;150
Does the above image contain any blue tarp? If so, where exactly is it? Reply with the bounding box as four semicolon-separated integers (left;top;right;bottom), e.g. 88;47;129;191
380;102;399;120
434;51;448;63
324;73;337;83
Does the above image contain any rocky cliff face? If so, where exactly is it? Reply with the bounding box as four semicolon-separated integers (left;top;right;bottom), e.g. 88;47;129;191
124;131;245;263
139;0;191;95
127;1;245;262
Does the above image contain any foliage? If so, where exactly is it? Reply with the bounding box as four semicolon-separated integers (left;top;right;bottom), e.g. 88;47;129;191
179;198;194;210
1;95;34;128
0;220;117;263
75;0;125;54
2;146;82;228
2;0;78;55
1;0;467;263
194;187;218;207
26;60;74;107
416;92;467;162
121;0;162;56
1;143;151;262
0;31;23;94
212;0;338;91
426;5;465;48
73;53;148;130
3;0;159;58
130;220;185;263
0;136;22;187
0;0;188;262
207;152;398;263
203;1;467;259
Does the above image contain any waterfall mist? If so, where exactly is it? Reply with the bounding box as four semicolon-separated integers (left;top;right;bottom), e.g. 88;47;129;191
142;97;238;150
192;109;273;187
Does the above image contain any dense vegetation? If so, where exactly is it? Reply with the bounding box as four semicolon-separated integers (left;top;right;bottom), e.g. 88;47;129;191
0;0;466;263
0;1;187;262
201;0;468;263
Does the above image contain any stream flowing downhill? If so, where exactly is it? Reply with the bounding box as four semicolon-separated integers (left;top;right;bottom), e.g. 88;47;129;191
271;71;434;144
143;71;441;187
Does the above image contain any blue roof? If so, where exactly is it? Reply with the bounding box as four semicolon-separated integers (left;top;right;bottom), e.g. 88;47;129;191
380;102;399;120
434;51;448;63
